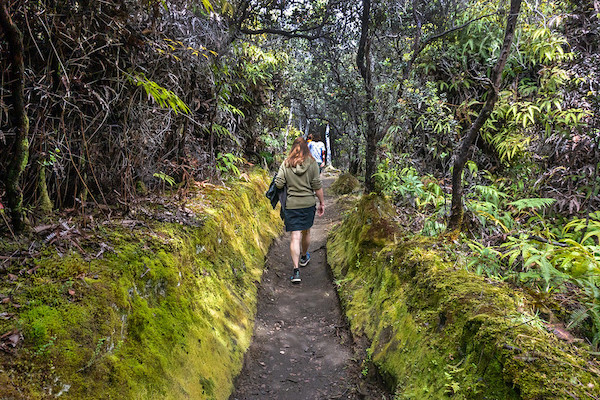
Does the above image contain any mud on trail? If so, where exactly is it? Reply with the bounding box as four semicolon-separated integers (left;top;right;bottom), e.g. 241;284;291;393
231;177;390;400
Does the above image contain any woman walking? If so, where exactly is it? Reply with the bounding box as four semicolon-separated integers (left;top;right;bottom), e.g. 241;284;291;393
275;137;325;283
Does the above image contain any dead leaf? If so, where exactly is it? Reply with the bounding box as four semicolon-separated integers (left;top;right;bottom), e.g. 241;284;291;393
545;323;577;343
0;329;22;353
239;172;250;182
0;312;14;320
7;274;17;281
27;266;40;275
6;333;20;346
33;224;57;234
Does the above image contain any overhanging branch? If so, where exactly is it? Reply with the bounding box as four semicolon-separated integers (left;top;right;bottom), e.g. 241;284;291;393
405;11;499;79
421;12;498;48
239;25;325;40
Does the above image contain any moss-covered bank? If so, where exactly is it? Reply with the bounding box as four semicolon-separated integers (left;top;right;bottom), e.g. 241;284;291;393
0;171;282;400
327;194;600;399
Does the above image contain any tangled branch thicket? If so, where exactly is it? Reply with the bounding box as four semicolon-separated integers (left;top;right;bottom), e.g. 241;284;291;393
0;0;277;224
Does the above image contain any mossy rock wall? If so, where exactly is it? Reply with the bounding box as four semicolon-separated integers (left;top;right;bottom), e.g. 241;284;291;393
327;194;600;399
0;171;282;400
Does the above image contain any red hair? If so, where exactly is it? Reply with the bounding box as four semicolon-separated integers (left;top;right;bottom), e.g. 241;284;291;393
285;137;313;167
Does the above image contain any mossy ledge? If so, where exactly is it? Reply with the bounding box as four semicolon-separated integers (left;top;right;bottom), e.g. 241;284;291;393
327;194;600;399
0;170;282;400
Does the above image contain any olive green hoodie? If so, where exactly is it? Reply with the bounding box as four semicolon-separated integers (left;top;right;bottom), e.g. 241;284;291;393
275;157;322;209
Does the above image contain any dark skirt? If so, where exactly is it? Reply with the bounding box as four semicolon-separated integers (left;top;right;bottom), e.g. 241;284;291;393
284;205;316;232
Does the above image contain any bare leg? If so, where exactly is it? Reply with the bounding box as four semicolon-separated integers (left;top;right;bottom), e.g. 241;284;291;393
290;231;302;269
301;229;310;256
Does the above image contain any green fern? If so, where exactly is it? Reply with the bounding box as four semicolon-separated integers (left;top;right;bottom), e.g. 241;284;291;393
508;197;556;211
563;216;600;245
567;307;590;330
474;185;507;206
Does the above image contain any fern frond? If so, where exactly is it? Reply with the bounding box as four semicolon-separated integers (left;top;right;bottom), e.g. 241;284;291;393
472;208;509;232
567;307;589;330
474;185;507;206
508;197;556;211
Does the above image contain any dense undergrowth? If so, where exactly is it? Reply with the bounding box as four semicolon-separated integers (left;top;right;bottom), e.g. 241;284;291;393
328;192;600;399
374;159;600;350
0;170;281;399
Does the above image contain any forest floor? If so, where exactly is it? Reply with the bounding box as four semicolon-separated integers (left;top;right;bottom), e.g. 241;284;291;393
230;176;391;400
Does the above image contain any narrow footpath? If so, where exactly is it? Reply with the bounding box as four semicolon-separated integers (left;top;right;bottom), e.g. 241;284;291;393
231;176;389;400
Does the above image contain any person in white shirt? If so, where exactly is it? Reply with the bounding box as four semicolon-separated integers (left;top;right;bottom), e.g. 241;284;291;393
307;134;326;172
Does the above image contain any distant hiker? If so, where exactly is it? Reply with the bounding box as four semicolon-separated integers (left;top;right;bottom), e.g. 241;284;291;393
275;137;325;283
307;134;326;173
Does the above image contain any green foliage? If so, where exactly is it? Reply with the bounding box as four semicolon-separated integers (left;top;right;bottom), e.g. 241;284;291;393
465;240;504;278
383;154;600;348
128;72;190;115
394;81;457;168
374;159;447;236
483;85;590;163
508;197;556;212
477;16;590;163
200;0;213;13
374;160;444;209
207;42;287;158
153;172;176;187
157;38;218;61
33;336;57;358
375;159;600;348
216;152;241;176
519;26;572;66
258;151;274;166
563;212;600;245
210;123;239;145
500;235;569;291
39;148;61;167
467;210;600;347
419;1;589;168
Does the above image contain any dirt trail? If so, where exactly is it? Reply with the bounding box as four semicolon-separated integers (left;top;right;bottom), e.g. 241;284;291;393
231;176;390;400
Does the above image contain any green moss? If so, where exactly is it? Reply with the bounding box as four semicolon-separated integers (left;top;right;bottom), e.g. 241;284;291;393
330;172;360;195
136;180;148;195
0;169;282;400
328;194;600;399
38;165;53;216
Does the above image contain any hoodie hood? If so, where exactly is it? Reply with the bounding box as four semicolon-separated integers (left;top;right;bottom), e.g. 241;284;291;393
290;158;314;175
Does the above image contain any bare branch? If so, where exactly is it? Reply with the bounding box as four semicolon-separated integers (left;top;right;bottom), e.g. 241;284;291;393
239;25;326;40
421;12;499;49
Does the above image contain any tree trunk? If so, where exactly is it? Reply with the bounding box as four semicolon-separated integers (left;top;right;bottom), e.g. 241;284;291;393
448;0;522;231
349;143;360;175
285;100;293;150
357;0;380;193
324;123;332;166
364;113;378;191
0;1;30;233
304;119;310;138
